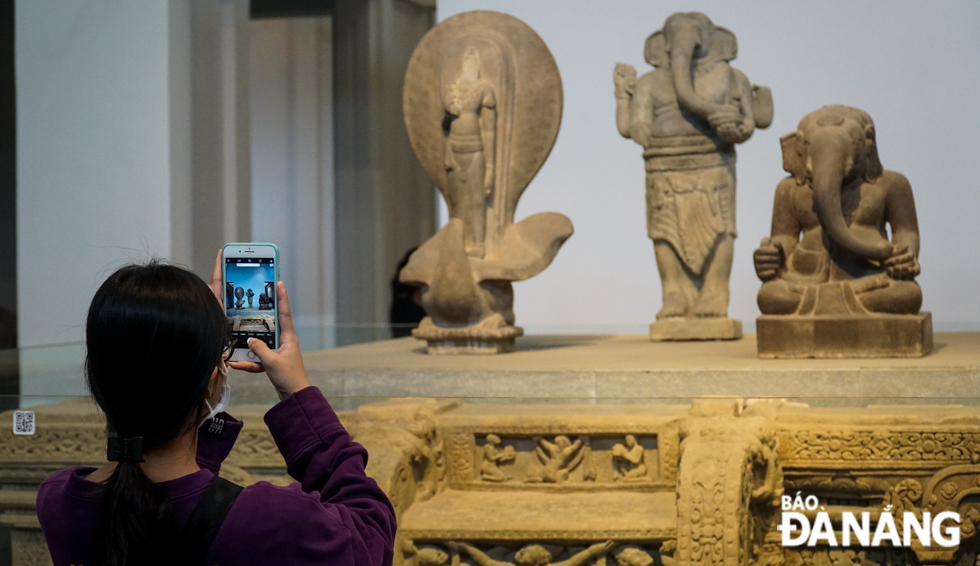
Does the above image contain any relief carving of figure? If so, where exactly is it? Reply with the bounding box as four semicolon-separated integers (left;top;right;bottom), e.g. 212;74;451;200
455;541;615;566
754;106;930;357
401;12;573;354
614;12;772;340
480;433;516;482
527;435;593;484
403;541;458;566
612;434;647;482
408;417;446;501
612;546;655;566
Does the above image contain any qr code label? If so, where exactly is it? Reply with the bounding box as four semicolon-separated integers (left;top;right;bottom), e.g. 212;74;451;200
13;410;35;435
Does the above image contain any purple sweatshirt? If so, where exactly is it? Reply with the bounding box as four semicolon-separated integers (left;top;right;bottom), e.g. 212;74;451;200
36;387;396;566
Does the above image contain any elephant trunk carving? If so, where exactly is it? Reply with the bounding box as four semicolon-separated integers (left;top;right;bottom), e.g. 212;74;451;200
808;128;893;261
665;16;715;120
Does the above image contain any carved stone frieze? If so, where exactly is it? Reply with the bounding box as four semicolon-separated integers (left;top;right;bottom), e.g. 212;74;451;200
782;548;914;566
401;540;668;566
0;424;104;464
675;400;783;566
781;428;980;467
437;415;679;490
224;427;288;468
10;531;53;566
8;398;980;565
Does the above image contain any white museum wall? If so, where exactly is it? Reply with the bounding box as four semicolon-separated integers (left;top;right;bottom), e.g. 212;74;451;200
249;17;337;352
16;1;175;348
15;0;252;352
437;0;980;333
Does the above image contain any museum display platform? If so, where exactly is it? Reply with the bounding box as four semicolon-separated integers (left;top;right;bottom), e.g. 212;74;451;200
4;333;980;565
228;332;980;409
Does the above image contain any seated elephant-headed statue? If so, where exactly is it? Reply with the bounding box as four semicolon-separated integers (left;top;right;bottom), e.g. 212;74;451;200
754;105;931;358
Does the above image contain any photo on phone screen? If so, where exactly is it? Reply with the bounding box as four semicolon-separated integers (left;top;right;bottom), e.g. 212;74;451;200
224;256;277;350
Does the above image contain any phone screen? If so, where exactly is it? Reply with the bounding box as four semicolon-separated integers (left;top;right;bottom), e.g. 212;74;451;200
224;257;277;350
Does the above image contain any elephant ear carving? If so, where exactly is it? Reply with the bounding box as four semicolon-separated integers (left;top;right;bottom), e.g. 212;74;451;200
780;131;806;184
710;27;737;62
644;30;668;68
863;125;883;181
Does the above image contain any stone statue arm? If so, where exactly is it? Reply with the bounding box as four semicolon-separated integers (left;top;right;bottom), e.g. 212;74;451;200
882;172;921;280
442;84;456;172
616;97;632;139
565;446;586;470
481;86;497;194
625;445;645;465
487;445;514;463
538;437;558;455
484;445;501;462
628;84;656;146
553;541;616;566
613;63;638;139
727;70;757;144
457;542;512;566
755;178;800;281
707;68;754;145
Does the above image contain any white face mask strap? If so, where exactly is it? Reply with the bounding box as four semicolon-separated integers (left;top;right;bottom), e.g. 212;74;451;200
202;360;231;426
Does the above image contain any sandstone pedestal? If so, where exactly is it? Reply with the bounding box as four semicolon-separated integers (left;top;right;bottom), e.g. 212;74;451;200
757;312;933;359
413;317;523;354
650;317;742;341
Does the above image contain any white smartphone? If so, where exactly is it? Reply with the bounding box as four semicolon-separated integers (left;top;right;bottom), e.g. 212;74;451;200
222;243;280;362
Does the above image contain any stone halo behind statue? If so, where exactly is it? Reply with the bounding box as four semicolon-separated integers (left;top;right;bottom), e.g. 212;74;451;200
400;11;573;354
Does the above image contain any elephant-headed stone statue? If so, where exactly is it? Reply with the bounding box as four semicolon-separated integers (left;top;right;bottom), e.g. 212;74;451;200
614;12;773;341
754;105;931;358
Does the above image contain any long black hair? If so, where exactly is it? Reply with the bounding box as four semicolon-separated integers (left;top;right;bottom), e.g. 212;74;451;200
85;262;229;566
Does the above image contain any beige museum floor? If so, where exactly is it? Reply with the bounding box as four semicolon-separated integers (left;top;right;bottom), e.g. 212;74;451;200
230;332;980;409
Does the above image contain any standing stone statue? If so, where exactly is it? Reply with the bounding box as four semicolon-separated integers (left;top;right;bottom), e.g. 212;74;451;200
614;12;772;341
400;11;573;354
754;105;931;358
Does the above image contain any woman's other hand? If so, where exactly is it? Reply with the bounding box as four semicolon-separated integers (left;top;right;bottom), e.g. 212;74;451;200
229;281;311;401
209;249;225;305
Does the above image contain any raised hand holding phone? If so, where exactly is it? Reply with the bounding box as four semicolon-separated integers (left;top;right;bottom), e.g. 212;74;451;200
222;243;280;360
229;281;311;401
211;248;310;401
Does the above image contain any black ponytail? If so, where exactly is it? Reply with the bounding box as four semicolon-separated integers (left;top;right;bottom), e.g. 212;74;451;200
85;262;229;566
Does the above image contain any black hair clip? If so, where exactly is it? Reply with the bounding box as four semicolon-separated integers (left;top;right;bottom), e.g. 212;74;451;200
107;435;144;463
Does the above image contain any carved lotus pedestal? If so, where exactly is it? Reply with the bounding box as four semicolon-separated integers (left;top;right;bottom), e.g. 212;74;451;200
757;312;934;359
413;315;524;354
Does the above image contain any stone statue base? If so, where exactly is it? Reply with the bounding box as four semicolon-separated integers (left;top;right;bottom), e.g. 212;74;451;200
412;316;524;354
757;312;933;358
649;317;742;341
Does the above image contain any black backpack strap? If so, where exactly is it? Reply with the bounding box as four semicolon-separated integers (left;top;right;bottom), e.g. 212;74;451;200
173;476;244;564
